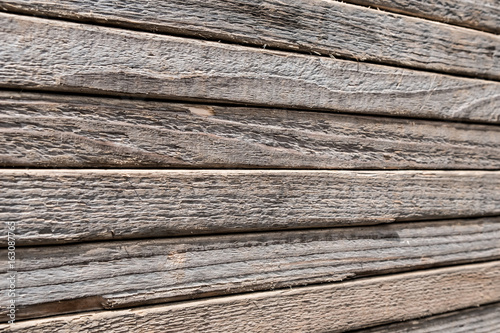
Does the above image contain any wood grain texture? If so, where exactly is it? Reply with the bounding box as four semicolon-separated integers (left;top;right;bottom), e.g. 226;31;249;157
343;0;500;34
1;14;500;123
2;91;500;169
2;261;499;332
0;0;499;79
1;217;499;321
2;169;500;246
357;302;500;332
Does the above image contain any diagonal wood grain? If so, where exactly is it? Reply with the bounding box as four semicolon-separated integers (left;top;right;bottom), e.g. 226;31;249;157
2;169;500;246
1;13;500;123
342;0;500;34
356;302;500;332
1;92;500;169
0;0;498;78
1;217;499;321
2;261;499;332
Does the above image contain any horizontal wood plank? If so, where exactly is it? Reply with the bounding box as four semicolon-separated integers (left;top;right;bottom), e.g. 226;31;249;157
2;261;499;332
2;92;500;169
2;170;500;246
343;0;500;34
1;13;500;123
357;302;500;332
1;217;499;320
0;0;498;79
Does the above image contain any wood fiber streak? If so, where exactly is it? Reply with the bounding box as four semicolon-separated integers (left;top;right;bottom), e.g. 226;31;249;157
343;0;500;34
1;14;500;123
356;302;500;332
1;92;500;169
0;0;498;78
1;170;500;246
0;218;499;320
1;262;499;332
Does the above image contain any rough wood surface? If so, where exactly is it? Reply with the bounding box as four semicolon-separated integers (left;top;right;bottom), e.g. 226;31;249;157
343;0;500;34
2;261;499;332
357;302;500;332
0;0;499;79
2;169;500;246
1;217;499;321
1;14;500;123
2;92;500;169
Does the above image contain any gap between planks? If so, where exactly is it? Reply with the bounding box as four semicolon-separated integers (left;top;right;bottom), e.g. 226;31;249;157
351;302;500;332
340;0;500;34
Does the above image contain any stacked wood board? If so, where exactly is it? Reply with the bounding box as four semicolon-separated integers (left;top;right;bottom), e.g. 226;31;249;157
0;0;499;331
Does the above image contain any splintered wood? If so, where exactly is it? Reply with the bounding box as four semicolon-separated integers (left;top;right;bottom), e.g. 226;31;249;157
0;0;499;330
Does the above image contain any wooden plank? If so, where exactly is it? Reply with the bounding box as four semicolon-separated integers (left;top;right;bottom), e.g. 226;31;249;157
1;14;500;124
2;169;500;246
1;217;499;321
0;1;499;79
2;261;499;332
2;91;500;169
357;302;500;332
342;0;500;34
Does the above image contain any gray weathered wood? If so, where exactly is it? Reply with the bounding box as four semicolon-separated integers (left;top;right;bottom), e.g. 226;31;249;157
2;261;499;332
2;91;500;169
2;169;500;246
0;0;498;79
343;0;500;34
1;217;499;321
357;302;500;332
1;13;500;123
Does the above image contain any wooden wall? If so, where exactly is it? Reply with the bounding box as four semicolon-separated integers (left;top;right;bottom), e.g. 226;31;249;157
0;0;499;331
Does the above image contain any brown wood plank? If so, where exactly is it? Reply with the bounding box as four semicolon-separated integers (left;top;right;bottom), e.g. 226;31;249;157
2;169;500;246
2;91;500;169
1;217;499;321
2;261;499;332
343;0;500;34
1;13;500;123
0;0;498;79
356;302;500;332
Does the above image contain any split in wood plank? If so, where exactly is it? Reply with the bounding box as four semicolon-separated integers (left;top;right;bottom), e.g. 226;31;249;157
356;302;500;332
342;0;500;34
1;217;499;321
1;13;500;123
2;91;500;169
1;261;499;332
0;0;498;79
2;169;500;246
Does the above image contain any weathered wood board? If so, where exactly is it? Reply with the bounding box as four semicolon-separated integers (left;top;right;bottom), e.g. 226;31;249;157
1;217;499;320
0;0;498;78
343;0;500;34
0;0;499;329
357;302;500;332
2;169;500;246
2;261;499;332
2;92;500;169
1;13;500;123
